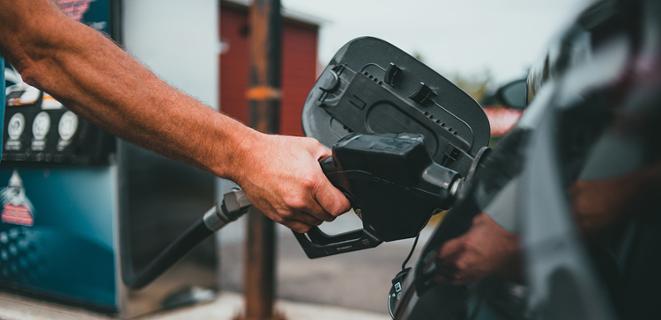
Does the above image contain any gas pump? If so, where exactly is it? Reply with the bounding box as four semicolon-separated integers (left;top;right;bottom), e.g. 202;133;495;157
0;1;219;318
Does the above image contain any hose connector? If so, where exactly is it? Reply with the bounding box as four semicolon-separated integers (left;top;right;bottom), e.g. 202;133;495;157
203;188;251;231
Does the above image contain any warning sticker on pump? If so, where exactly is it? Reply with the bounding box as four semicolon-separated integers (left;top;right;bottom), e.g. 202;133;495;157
0;171;34;226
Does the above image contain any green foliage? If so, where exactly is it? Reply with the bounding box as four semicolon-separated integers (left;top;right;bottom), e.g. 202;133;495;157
409;49;494;102
449;70;494;102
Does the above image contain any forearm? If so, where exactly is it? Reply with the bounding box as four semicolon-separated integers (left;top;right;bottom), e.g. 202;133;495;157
0;0;256;179
0;1;352;231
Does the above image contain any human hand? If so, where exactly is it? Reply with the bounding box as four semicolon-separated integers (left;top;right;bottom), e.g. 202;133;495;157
570;164;661;235
231;132;351;233
436;213;520;285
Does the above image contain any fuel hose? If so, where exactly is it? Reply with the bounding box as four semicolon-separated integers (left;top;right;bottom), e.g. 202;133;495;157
123;189;251;289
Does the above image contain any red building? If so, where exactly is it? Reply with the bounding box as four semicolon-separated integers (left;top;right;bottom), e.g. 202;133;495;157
219;1;321;136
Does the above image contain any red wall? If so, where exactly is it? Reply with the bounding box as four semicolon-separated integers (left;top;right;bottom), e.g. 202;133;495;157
219;4;319;136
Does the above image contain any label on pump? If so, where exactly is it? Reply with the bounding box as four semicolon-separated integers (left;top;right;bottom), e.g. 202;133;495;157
0;171;34;226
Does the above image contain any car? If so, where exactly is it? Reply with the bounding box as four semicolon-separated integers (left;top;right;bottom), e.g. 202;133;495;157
394;0;661;319
482;78;528;138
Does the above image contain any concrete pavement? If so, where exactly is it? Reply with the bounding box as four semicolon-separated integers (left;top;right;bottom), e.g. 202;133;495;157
218;213;432;314
0;292;389;320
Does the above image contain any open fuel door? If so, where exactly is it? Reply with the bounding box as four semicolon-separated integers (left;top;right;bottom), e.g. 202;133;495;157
303;37;489;175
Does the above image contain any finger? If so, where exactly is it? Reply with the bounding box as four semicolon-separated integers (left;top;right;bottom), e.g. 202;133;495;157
308;140;350;217
439;237;466;261
288;211;323;226
314;179;351;217
302;194;335;222
283;220;313;233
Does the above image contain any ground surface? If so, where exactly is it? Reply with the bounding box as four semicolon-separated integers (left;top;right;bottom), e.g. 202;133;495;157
0;292;389;320
0;212;432;319
218;213;432;314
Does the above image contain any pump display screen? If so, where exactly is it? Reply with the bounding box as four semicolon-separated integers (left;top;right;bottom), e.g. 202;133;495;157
1;1;115;165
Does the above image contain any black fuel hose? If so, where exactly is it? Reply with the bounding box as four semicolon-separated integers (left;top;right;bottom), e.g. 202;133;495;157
123;189;251;289
126;219;214;289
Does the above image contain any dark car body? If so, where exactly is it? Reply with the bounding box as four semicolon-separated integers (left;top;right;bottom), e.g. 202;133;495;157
396;0;661;319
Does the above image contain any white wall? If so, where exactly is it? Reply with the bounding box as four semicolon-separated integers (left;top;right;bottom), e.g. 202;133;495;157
122;0;219;109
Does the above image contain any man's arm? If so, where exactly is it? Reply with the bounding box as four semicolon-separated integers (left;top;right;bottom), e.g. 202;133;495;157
0;0;350;232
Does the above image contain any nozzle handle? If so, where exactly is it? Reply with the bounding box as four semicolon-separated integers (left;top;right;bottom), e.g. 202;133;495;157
293;227;382;259
292;155;383;258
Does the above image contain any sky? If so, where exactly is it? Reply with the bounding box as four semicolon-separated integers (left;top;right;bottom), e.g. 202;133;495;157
282;0;590;84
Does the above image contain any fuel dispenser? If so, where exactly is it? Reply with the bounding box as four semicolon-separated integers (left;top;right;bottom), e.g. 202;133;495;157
0;1;218;317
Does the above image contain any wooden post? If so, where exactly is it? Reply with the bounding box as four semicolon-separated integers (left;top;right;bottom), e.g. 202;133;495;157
243;1;281;319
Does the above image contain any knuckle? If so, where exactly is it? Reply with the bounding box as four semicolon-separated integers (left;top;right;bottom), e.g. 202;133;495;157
313;141;326;151
301;177;317;191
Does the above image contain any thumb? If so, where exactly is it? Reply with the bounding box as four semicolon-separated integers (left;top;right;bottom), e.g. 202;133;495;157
308;139;348;216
